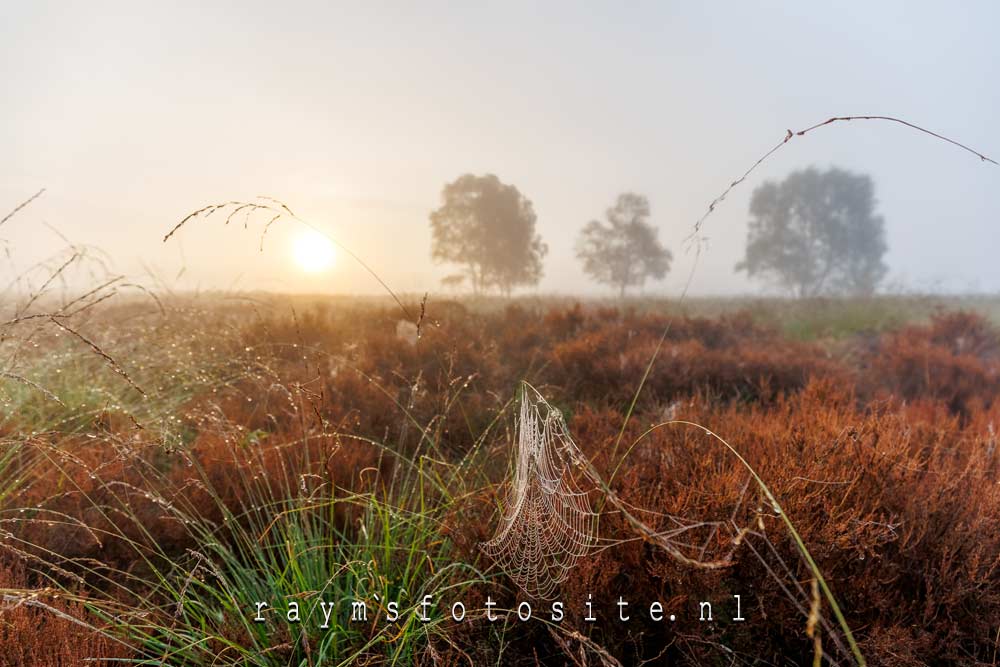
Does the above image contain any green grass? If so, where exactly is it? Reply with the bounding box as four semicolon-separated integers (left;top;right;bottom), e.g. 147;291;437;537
10;403;495;666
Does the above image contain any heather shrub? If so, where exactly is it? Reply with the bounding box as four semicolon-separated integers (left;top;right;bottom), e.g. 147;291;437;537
866;311;1000;414
0;562;128;667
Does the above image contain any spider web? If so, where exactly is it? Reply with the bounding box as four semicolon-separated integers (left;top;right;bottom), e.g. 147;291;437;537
481;383;597;599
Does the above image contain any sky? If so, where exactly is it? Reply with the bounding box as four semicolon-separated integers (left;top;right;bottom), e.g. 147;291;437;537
3;1;999;297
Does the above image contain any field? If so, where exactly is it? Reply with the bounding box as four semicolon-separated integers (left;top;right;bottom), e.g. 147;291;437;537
1;294;999;666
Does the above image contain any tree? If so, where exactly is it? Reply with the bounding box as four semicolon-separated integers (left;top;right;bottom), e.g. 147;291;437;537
736;167;888;297
575;193;672;297
430;174;548;296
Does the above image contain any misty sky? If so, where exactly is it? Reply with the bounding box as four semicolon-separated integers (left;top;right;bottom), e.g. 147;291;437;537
3;2;999;297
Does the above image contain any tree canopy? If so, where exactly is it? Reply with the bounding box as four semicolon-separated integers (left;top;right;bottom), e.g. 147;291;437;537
736;167;888;297
576;193;672;297
430;174;547;296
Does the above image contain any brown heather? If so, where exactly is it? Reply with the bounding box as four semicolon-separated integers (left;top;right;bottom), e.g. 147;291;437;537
2;299;999;665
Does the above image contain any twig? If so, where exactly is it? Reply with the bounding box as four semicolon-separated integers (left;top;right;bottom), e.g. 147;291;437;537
689;115;997;242
164;198;416;323
0;371;65;406
49;317;145;396
18;252;80;317
0;188;46;228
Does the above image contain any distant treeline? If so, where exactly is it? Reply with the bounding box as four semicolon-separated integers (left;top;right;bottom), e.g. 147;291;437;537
431;167;887;298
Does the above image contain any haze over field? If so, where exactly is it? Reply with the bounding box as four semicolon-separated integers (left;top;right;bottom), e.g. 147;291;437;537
3;2;999;296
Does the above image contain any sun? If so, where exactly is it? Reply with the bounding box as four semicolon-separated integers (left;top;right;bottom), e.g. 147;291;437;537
292;229;337;273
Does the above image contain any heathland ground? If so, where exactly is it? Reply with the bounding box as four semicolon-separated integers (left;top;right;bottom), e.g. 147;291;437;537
1;294;999;666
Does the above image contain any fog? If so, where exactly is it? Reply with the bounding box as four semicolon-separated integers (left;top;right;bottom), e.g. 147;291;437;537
3;2;999;297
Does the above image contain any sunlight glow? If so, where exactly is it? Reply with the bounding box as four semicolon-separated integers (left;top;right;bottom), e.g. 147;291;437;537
292;229;337;273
